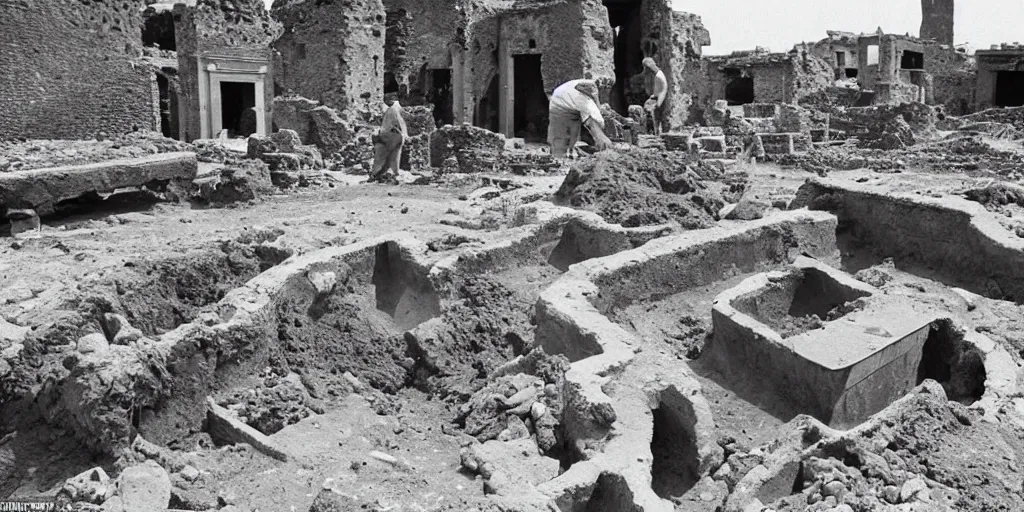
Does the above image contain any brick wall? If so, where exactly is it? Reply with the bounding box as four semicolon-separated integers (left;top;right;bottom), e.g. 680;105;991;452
0;0;156;140
272;0;385;112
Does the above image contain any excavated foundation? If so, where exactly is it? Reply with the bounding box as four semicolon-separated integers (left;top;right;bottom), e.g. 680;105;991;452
791;176;1024;302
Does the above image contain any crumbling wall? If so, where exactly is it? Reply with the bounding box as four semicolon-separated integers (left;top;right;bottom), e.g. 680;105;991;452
920;0;954;46
0;0;156;139
175;0;280;141
639;4;710;130
702;50;831;111
272;0;385;112
462;0;614;129
383;0;460;105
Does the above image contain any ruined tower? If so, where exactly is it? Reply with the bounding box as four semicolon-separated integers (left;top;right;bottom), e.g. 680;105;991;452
920;0;954;46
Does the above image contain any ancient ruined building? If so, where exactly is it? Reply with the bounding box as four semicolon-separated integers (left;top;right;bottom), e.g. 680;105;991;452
701;48;833;109
174;0;281;142
920;0;954;47
975;43;1024;111
0;0;156;139
374;0;709;139
271;0;387;114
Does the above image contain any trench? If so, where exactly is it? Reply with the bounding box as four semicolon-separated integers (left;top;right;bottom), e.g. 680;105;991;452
583;473;641;512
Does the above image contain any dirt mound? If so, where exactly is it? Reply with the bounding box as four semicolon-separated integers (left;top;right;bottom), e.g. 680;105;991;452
555;150;724;228
406;276;535;396
275;291;409;394
768;387;1024;510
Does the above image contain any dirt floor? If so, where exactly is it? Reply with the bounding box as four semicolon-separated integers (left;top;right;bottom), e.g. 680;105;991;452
4;116;1024;512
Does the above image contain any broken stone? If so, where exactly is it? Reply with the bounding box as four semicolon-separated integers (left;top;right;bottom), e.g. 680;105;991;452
116;460;171;512
77;333;109;354
900;476;928;503
724;197;769;221
60;467;113;505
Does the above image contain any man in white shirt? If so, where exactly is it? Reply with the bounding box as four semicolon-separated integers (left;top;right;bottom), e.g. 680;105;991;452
547;79;612;159
642;57;668;135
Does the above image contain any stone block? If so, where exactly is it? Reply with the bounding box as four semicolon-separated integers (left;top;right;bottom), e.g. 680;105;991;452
0;152;197;215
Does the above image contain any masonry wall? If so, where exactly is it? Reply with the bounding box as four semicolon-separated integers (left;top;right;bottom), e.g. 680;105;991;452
382;0;459;104
463;0;614;132
642;4;710;131
175;0;279;141
975;52;1024;111
0;0;155;140
920;0;954;46
272;0;385;113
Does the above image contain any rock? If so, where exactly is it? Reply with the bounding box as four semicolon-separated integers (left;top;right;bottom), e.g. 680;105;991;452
246;135;277;160
461;439;559;496
77;333;109;354
103;313;143;344
7;208;40;236
725;197;769;221
178;465;200;483
309;488;361;511
469;186;502;201
271;130;303;153
60;467;113;504
308;271;337;295
0;317;28;343
116;460;171;511
503;386;537;408
822;480;846;499
882;485;901;504
530;402;547;422
900;477;928;503
498;415;530;442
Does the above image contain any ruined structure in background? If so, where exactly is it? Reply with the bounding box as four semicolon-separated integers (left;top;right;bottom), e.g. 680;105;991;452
810;31;863;81
975;43;1024;111
920;0;955;47
0;0;156;139
701;48;833;110
174;0;280;142
807;30;975;114
374;0;710;139
272;0;386;114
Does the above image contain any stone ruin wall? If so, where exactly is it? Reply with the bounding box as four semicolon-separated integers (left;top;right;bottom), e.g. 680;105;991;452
175;0;280;142
382;0;460;105
0;0;156;140
272;0;385;113
463;0;614;130
920;0;954;46
655;9;710;129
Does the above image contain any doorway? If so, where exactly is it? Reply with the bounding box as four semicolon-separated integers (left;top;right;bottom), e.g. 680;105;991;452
155;69;178;139
219;81;256;137
995;71;1024;107
724;68;755;105
606;0;644;115
513;54;549;142
430;69;454;127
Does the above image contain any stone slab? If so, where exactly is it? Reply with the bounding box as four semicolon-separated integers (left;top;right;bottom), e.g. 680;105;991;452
0;152;197;214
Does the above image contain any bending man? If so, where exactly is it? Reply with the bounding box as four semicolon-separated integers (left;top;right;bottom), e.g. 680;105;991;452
642;57;668;135
547;79;612;159
370;101;408;184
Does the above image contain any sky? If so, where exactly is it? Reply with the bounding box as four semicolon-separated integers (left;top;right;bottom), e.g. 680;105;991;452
673;0;1024;54
259;0;1023;55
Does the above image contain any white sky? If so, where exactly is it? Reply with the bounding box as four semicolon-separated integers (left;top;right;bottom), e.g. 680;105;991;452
260;0;1023;54
673;0;1024;54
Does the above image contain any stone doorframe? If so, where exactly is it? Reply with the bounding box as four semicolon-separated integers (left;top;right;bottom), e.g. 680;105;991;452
198;55;269;139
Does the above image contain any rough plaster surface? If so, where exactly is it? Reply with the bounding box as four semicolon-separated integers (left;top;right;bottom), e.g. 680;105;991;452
0;0;155;139
272;0;386;112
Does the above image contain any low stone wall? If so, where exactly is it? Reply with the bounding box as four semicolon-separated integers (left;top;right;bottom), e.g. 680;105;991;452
791;176;1024;303
0;152;197;215
531;210;839;510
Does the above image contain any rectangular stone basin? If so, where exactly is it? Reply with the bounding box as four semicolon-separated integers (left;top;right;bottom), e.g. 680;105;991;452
709;257;935;428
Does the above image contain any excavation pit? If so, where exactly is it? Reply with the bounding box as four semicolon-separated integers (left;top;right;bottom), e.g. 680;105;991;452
650;387;701;500
707;257;944;428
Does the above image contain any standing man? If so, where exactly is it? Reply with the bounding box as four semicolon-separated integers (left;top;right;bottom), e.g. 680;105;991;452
642;57;668;135
370;101;408;184
547;79;612;159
